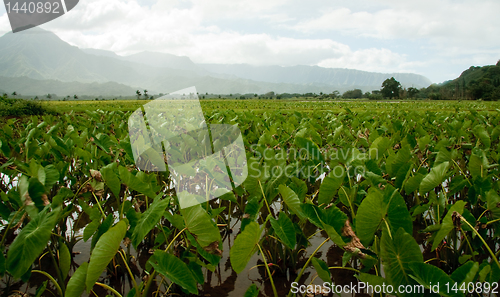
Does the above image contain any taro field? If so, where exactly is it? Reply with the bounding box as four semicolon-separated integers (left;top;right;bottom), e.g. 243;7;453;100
0;99;500;297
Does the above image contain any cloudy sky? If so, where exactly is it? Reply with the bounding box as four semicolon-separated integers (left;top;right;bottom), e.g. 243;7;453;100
1;0;499;83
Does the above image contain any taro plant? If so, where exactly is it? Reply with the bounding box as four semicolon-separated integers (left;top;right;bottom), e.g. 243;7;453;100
0;103;500;297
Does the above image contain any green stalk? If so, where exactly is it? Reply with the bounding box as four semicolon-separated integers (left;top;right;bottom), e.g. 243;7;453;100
32;270;63;297
92;192;107;219
327;266;360;273
0;207;23;247
259;180;273;218
119;249;139;295
287;237;330;297
95;282;123;297
165;227;186;252
143;271;157;297
47;244;66;293
458;213;500;269
258;244;278;297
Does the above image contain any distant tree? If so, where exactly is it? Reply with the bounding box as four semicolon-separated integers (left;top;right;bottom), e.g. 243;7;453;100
74;95;78;100
342;89;363;99
264;91;275;98
136;90;141;100
381;77;402;99
143;90;148;99
330;90;340;98
368;90;383;100
407;87;419;98
11;91;17;97
47;94;52;99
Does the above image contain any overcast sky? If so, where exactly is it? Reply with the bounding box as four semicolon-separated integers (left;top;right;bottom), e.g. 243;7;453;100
1;0;499;83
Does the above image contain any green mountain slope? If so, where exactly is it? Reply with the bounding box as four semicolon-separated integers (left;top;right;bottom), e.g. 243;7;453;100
0;76;140;97
425;60;500;100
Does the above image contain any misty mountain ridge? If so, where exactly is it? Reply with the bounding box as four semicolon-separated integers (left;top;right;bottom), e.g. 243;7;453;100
0;28;432;96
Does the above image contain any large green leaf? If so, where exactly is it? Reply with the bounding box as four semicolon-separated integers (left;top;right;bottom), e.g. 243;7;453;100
118;166;156;198
100;162;121;198
450;261;479;285
58;241;71;280
472;125;491;148
65;262;88;297
41;165;60;190
270;212;296;249
86;219;127;292
311;257;331;282
357;272;388;289
318;171;344;205
230;221;262;273
181;204;221;248
404;173;424;194
356;186;412;246
150;250;198;294
419;161;449;194
380;228;423;289
244;284;260;297
409;262;463;297
131;195;169;249
6;207;60;279
279;184;304;219
487;190;500;233
300;203;323;228
388;145;411;178
432;201;466;251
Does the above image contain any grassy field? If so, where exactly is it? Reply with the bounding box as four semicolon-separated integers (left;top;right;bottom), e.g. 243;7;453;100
41;98;500;113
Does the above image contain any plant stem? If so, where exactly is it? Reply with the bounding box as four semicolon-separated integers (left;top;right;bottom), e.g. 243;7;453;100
165;227;186;252
32;270;63;297
95;282;123;297
143;271;157;297
259;180;273;218
327;266;360;273
458;213;500;269
0;207;23;247
258;243;278;297
119;249;138;295
92;192;107;219
287;237;330;297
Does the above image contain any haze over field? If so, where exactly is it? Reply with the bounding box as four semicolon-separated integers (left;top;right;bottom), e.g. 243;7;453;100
1;0;498;85
0;28;431;96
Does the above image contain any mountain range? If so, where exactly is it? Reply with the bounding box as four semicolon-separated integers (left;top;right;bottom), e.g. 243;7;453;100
0;28;432;97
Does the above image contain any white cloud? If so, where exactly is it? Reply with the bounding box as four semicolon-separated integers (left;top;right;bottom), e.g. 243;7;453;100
0;0;497;82
292;0;500;52
317;48;424;74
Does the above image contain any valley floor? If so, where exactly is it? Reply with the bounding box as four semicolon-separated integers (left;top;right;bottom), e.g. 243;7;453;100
42;98;500;113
